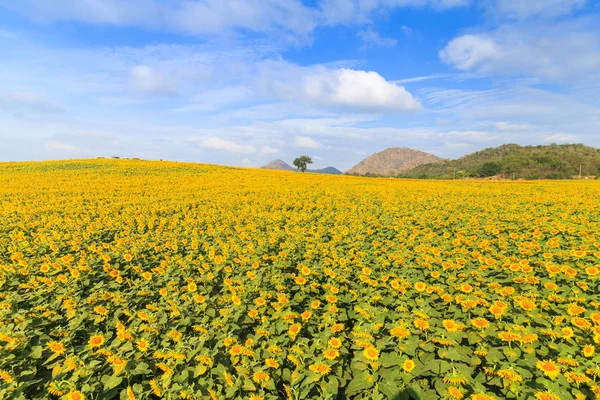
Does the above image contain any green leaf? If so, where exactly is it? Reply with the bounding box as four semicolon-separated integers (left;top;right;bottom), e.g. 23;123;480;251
242;379;256;392
103;375;123;391
346;373;375;396
132;362;151;376
323;376;339;397
31;346;42;359
379;379;401;399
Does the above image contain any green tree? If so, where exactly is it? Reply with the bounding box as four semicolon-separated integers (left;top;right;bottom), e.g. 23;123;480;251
478;162;502;177
293;156;313;172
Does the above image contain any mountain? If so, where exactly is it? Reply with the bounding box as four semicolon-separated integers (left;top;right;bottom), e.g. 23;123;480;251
347;147;444;177
260;159;296;171
310;166;342;174
400;143;600;179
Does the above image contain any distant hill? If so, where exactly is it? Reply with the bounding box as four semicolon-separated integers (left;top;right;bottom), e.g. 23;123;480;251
400;143;600;179
260;160;342;175
347;147;444;177
260;159;296;171
310;166;342;175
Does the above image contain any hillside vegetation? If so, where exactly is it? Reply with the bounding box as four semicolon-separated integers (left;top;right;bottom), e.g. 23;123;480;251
400;143;600;179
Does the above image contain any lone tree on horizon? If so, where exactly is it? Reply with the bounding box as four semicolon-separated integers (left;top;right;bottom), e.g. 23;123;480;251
293;156;313;172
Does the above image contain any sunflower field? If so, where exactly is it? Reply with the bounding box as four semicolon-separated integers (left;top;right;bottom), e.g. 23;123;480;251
0;159;599;400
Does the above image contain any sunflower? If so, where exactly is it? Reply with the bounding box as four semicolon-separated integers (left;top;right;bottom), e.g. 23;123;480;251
583;344;595;357
187;281;197;292
323;349;340;360
536;360;560;379
363;347;379;361
390;326;411;339
230;345;244;356
47;341;66;355
498;331;521;343
149;379;162;397
88;335;105;349
470;318;490;330
252;371;270;385
288;323;301;338
414;282;426;292
564;372;590;385
65;391;85;400
308;363;331;375
295;276;307;285
328;337;342;348
447;386;464;399
265;358;279;368
108;355;127;375
0;369;13;383
470;394;497;400
443;369;468;385
413;318;429;330
534;391;561;400
496;369;522;382
442;319;462;333
136;338;149;352
402;359;416;373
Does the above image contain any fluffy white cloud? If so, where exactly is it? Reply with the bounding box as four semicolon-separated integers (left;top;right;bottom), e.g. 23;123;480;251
2;0;316;37
495;121;530;131
304;69;420;111
294;136;323;149
439;35;502;71
259;145;279;154
260;63;421;112
193;137;257;154
491;0;586;20
44;140;79;152
1;0;470;39
440;17;600;80
543;133;580;143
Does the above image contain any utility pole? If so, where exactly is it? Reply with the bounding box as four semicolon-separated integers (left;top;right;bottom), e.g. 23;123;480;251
453;170;456;180
579;164;582;179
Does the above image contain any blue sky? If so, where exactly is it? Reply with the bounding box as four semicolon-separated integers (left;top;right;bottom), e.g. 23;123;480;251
1;0;599;171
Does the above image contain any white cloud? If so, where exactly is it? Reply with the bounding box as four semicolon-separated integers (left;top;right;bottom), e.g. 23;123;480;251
491;0;586;20
419;84;600;149
193;137;257;154
294;136;323;149
440;17;600;80
393;74;452;84
495;121;530;131
319;0;470;25
129;65;177;96
2;0;316;37
260;63;421;112
44;140;79;152
357;30;397;48
2;91;64;113
259;145;279;154
430;0;471;9
543;133;580;143
440;34;502;71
